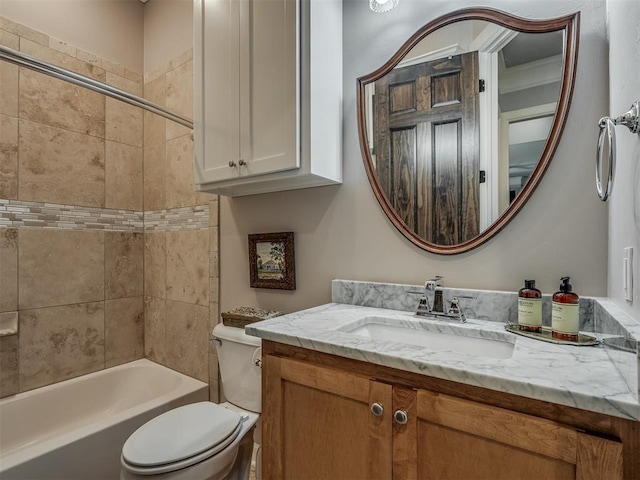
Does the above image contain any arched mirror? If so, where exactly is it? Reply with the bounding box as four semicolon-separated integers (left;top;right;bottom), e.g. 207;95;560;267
357;8;579;254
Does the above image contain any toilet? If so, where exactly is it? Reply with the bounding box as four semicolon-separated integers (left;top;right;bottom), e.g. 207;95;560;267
121;324;262;480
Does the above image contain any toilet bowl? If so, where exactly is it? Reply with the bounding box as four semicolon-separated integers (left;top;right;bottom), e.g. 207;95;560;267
121;324;262;480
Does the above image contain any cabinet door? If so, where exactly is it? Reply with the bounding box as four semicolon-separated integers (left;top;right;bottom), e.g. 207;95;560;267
262;355;392;480
239;0;298;177
414;390;623;480
194;0;240;183
194;0;298;185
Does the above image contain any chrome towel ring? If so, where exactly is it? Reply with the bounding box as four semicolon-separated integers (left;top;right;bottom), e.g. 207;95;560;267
596;101;640;201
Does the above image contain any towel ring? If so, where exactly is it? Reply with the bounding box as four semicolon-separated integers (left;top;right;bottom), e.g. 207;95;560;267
596;117;616;201
596;101;639;202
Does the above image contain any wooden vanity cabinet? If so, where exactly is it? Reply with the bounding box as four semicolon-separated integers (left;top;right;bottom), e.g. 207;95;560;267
262;341;636;480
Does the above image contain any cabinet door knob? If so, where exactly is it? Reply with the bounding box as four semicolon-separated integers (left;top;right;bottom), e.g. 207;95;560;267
228;161;237;167
238;159;247;166
370;402;384;417
394;410;408;425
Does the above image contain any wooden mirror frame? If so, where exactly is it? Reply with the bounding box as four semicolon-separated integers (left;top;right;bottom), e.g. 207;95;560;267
357;7;580;255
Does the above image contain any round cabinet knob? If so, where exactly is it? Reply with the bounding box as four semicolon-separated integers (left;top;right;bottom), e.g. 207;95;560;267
238;159;247;166
370;402;384;417
394;410;408;425
228;160;237;167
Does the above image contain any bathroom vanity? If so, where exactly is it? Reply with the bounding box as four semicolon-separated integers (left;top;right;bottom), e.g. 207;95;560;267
247;280;640;479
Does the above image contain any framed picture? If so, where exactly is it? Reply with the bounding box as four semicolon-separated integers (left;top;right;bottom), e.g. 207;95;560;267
248;232;296;290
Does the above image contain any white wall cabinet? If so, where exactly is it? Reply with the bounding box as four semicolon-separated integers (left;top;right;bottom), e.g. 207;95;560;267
193;0;342;197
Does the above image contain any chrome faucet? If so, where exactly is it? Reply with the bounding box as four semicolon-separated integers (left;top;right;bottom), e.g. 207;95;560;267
415;276;466;323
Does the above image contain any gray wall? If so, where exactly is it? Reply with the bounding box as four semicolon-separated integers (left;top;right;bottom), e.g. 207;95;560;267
220;0;609;315
607;0;640;317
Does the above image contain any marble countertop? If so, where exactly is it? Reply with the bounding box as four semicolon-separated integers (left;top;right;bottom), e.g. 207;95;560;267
247;302;640;421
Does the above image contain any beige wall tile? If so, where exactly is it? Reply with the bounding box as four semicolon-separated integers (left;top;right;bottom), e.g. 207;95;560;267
20;39;105;82
19;69;105;137
165;60;193;141
19;229;104;310
102;58;126;77
209;198;219;227
144;144;166;211
106;71;142;97
1;19;48;46
105;141;143;211
166;229;209;306
165;299;208;382
209;277;219;307
0;28;19;52
209;302;219;353
0;114;18;199
209;351;219;402
19;302;105;391
0;335;19;398
105;68;143;148
0;30;19;117
166;135;203;208
77;49;102;68
105;297;144;368
106;98;143;147
144;232;166;299
0;229;18;313
125;69;143;84
144;75;166;148
19;119;105;207
0;61;18;117
105;232;143;300
209;226;219;279
144;296;166;364
49;37;76;57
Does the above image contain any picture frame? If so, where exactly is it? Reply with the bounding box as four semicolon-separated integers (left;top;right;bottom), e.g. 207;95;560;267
248;232;296;290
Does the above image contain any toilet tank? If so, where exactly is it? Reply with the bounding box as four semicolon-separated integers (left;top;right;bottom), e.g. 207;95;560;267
212;324;262;413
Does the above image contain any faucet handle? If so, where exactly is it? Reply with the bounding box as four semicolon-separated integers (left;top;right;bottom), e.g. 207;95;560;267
448;297;466;323
448;297;461;314
425;276;443;290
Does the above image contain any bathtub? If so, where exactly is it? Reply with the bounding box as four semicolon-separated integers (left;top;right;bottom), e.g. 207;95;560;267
0;359;209;479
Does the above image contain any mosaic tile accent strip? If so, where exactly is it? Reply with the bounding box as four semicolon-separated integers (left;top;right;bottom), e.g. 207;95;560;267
0;200;210;232
144;205;209;231
0;199;143;232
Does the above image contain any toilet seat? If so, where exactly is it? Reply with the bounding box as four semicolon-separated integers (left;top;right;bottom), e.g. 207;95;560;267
122;402;245;475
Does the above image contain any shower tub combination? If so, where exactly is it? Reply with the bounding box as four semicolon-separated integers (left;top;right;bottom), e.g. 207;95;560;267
0;359;208;479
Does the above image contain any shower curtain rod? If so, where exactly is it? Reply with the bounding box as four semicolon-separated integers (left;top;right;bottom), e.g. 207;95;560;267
0;45;194;129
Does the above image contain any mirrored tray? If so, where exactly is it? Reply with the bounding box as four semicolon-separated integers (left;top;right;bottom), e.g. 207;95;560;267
505;323;600;346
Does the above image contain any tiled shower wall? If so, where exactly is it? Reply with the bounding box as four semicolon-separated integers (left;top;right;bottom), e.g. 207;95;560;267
0;17;219;400
142;51;221;401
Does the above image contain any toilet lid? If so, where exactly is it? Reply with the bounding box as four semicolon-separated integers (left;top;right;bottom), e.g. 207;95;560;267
122;402;243;468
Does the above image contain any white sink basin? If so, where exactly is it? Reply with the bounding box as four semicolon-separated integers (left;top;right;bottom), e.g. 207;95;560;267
341;317;515;359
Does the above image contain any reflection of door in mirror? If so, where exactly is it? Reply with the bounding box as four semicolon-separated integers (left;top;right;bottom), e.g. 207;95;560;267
357;8;579;254
499;108;555;211
372;52;480;246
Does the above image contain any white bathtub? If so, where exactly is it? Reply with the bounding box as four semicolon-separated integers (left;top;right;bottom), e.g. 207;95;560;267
0;359;209;479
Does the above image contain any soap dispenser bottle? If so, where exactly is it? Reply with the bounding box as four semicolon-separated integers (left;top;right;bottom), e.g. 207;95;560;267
518;280;542;332
551;277;579;341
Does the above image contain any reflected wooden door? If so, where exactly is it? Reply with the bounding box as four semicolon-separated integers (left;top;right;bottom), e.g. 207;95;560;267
374;52;480;245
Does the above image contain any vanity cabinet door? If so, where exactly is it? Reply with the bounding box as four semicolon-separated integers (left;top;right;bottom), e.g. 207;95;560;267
262;355;393;480
414;390;623;480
